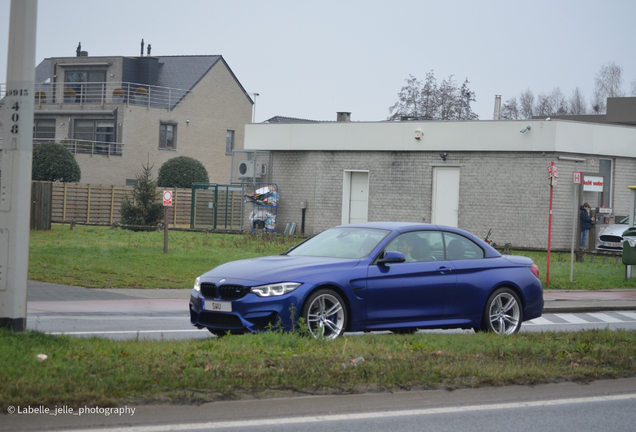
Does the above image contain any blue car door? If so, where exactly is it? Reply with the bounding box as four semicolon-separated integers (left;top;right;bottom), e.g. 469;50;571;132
365;231;458;325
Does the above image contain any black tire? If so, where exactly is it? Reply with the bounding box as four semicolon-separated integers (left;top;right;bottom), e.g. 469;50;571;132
481;288;523;335
301;289;347;339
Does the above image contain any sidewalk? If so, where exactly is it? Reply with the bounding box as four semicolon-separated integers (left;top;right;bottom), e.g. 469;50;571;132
543;289;636;313
26;281;636;314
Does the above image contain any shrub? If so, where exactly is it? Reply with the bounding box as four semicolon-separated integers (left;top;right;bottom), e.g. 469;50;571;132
119;164;164;226
157;156;209;189
32;143;81;182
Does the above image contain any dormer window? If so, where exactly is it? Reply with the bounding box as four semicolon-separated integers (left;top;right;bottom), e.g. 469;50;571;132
65;70;106;103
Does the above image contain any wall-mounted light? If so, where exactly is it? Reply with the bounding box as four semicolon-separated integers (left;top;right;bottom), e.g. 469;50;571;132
415;129;422;140
520;125;531;133
439;153;447;161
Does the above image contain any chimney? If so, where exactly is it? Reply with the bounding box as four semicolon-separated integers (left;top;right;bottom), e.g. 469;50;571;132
337;112;351;122
493;95;501;120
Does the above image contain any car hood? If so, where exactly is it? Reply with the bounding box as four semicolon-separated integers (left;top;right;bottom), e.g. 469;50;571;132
200;255;362;286
599;224;628;237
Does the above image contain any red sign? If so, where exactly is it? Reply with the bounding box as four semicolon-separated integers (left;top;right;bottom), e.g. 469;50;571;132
163;190;173;206
573;172;581;184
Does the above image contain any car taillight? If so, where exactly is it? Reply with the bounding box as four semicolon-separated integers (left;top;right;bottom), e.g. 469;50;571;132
530;264;540;279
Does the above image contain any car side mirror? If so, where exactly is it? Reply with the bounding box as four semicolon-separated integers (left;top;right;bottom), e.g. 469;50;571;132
377;250;405;265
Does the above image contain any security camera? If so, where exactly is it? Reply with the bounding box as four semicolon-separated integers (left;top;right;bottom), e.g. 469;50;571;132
520;126;531;133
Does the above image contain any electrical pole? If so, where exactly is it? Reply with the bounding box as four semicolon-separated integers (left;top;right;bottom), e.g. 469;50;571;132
0;0;38;331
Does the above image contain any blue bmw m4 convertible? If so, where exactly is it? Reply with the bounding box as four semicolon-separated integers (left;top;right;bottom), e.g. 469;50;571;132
190;222;543;339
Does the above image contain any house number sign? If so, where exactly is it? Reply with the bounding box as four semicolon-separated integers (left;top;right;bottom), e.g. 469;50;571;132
3;82;32;151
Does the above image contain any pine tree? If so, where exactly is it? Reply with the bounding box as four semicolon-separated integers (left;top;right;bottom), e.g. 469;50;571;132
119;164;164;226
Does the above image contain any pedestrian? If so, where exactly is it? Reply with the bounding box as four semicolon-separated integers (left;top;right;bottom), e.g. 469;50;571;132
580;203;595;248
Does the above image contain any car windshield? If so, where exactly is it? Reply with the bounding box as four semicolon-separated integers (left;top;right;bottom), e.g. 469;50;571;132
287;227;391;259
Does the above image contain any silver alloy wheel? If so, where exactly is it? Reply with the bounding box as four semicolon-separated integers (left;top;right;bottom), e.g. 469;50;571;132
487;291;521;335
305;292;346;339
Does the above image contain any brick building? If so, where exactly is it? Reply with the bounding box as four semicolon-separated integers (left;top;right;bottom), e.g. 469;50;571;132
243;113;636;250
1;50;253;185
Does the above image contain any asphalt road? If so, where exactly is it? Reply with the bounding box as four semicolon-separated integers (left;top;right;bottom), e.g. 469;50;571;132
24;281;636;340
4;376;636;431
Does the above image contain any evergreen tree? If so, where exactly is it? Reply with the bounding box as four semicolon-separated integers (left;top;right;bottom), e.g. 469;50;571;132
119;164;164;226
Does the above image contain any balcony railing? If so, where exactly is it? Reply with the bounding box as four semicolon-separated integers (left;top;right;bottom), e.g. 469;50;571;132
1;82;191;111
33;139;124;156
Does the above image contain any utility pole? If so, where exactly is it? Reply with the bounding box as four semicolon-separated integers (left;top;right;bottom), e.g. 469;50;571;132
0;0;38;331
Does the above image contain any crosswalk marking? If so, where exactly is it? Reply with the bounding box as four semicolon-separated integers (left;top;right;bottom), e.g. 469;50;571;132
526;317;552;325
525;311;636;326
586;312;625;323
554;313;589;324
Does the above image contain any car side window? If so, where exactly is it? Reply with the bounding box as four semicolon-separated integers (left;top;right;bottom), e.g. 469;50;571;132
443;232;484;260
385;231;442;262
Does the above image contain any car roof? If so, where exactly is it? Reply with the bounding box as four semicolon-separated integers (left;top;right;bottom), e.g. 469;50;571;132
337;222;466;234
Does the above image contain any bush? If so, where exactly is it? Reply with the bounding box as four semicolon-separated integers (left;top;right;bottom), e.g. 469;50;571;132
157;156;209;189
32;143;81;182
119;164;164;226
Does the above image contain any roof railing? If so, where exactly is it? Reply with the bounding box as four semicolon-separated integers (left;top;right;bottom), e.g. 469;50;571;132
1;82;191;111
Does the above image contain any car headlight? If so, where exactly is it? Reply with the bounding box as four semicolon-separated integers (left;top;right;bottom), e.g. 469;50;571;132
251;282;301;297
193;277;201;292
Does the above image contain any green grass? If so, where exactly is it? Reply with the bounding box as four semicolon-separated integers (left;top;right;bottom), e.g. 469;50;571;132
28;224;636;290
1;328;635;409
28;224;301;289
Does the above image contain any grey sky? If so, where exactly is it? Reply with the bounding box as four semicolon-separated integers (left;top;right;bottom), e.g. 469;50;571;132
1;0;635;122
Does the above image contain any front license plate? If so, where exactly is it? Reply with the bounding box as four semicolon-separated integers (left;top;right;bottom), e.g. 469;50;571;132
603;242;621;248
203;300;232;312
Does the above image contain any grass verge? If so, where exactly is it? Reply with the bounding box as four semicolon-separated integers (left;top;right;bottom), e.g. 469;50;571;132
1;328;635;409
28;224;636;290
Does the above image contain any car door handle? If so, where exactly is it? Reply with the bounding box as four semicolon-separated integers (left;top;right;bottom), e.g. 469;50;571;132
437;267;452;274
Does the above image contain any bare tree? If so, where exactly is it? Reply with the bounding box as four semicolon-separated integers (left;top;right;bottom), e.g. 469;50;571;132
519;88;534;119
550;87;568;115
388;71;478;121
500;97;520;120
388;75;423;120
534;93;552;116
568;87;587;114
592;62;625;114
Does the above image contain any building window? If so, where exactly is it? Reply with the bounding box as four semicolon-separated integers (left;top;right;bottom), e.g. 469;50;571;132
159;123;177;150
126;179;139;187
65;70;106;103
226;130;235;155
33;119;56;140
73;120;115;143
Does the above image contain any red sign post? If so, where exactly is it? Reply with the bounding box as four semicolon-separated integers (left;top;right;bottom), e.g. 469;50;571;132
163;191;173;253
546;163;558;286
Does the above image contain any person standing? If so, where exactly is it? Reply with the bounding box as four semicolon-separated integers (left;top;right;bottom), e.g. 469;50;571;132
580;203;595;248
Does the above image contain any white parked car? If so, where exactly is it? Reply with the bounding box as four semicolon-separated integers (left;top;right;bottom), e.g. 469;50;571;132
597;216;630;251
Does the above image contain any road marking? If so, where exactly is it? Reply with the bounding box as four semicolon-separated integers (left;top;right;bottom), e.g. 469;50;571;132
49;329;203;336
526;317;552;325
54;393;636;432
587;312;625;323
554;313;590;324
617;311;636;320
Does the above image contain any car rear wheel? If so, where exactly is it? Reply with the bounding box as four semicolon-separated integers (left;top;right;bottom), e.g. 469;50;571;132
481;288;523;335
302;289;347;339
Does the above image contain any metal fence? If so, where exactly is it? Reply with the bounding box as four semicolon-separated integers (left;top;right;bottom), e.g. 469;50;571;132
1;81;191;111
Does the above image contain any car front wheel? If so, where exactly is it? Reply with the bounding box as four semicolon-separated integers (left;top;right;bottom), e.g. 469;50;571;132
481;288;523;335
302;289;347;339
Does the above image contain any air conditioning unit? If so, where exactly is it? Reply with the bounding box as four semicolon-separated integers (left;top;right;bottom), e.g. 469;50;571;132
238;161;266;179
238;161;254;179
